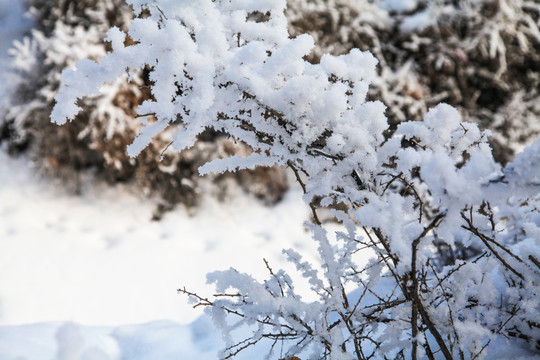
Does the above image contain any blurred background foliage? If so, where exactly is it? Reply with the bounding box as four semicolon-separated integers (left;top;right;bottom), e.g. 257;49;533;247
0;0;538;215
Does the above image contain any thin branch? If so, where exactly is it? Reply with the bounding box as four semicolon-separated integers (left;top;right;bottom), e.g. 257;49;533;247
461;211;524;279
428;262;464;360
308;148;344;161
264;258;285;297
159;141;173;159
178;287;213;307
136;112;156;118
155;5;168;20
287;160;321;226
529;255;540;271
470;306;519;360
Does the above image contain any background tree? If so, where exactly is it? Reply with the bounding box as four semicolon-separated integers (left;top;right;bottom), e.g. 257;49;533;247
0;0;288;218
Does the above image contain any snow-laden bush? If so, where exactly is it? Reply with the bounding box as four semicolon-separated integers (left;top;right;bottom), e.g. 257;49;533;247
0;0;288;213
51;0;539;359
288;0;540;164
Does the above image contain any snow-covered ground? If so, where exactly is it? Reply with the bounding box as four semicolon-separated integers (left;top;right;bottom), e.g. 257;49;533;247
0;151;316;326
0;150;322;359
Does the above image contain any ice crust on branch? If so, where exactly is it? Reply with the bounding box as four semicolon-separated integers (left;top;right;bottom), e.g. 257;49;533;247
51;1;540;359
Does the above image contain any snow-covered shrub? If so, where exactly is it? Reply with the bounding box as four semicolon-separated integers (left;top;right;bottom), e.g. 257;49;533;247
51;0;539;358
0;0;288;211
288;0;540;164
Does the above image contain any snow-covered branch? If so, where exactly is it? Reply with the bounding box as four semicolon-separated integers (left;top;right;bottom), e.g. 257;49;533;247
51;1;540;358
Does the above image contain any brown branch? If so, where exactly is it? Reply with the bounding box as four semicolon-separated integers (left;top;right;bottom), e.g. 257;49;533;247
410;212;451;360
178;287;296;331
213;293;243;298
287;160;321;226
529;255;540;271
382;172;424;222
411;244;419;360
223;338;259;359
360;214;452;359
155;5;168;20
428;262;465;360
264;258;285;297
373;228;399;267
135;112;156;118
308;148;343;161
416;304;454;360
159;141;173;159
470;306;519;360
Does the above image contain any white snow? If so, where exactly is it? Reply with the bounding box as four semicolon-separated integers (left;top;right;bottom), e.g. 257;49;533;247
400;9;435;33
0;150;324;358
0;151;316;326
380;0;419;13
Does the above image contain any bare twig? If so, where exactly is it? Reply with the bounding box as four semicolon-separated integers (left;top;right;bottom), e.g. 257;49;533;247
264;258;285;297
159;141;173;159
155;5;168;20
135;113;156;119
461;210;524;279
